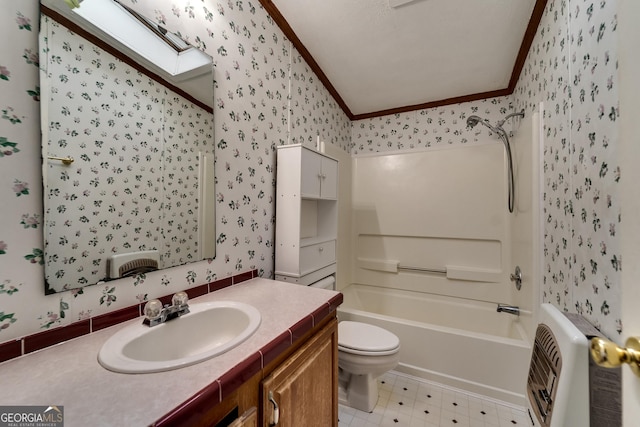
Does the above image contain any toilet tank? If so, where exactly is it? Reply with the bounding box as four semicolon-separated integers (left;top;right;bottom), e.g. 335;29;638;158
525;303;590;427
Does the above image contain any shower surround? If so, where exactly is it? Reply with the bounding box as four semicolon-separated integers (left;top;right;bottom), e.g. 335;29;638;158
343;138;537;403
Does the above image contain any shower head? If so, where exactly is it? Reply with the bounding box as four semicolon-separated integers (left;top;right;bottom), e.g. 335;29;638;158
466;115;483;129
467;110;525;133
466;115;501;134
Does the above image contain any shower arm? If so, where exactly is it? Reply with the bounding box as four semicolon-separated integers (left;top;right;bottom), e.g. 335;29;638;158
495;110;525;129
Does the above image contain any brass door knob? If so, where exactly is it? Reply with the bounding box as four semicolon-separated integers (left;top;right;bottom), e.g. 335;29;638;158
590;336;640;377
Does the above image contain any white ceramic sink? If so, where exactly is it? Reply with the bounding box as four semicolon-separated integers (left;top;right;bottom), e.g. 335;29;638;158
98;301;261;373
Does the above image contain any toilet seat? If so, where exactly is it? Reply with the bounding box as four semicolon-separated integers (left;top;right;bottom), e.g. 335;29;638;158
338;321;400;356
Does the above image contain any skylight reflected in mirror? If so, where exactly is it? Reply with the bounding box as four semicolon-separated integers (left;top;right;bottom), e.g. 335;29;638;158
42;0;214;107
72;0;212;81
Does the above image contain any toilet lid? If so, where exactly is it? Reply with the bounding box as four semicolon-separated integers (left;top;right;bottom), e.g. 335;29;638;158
338;321;400;353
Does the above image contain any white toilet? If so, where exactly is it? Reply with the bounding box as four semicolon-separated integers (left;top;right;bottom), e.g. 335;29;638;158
338;321;401;412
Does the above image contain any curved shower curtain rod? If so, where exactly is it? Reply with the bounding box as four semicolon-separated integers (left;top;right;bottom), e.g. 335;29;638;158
466;110;525;214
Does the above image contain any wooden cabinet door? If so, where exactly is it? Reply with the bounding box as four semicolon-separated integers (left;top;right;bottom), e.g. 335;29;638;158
228;407;257;427
262;319;338;427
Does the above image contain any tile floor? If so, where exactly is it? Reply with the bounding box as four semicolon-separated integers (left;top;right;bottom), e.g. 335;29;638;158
338;371;530;427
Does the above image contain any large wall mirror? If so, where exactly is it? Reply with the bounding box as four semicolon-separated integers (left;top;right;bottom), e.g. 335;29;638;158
40;0;216;294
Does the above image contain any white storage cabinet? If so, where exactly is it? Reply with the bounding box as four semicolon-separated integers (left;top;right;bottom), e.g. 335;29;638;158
275;145;338;285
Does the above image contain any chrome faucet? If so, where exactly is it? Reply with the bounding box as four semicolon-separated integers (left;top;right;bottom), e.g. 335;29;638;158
496;304;520;316
143;291;190;327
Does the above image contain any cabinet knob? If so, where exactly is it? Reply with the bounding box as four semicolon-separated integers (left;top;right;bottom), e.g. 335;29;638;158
319;247;324;252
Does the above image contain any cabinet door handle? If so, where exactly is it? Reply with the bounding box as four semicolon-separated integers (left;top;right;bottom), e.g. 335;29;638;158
319;247;324;252
268;391;280;426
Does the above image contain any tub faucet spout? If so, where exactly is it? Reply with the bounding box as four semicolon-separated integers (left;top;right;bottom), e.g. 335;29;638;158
497;304;520;316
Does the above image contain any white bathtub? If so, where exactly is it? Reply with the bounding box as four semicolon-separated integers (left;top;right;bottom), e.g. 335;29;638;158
337;283;532;405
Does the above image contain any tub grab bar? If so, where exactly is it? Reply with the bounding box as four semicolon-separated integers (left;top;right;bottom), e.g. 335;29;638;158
358;258;400;272
446;265;501;282
398;265;446;274
357;258;501;283
400;264;502;283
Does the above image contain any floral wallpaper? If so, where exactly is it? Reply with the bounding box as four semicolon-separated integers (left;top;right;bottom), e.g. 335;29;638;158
290;51;352;150
351;96;515;155
0;0;623;347
352;0;622;340
513;0;574;325
561;0;618;336
0;0;350;342
512;0;621;340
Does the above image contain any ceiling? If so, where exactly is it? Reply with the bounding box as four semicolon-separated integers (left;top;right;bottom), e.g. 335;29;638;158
264;0;543;119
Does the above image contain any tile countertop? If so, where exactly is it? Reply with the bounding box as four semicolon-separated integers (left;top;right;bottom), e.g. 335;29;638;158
0;278;342;426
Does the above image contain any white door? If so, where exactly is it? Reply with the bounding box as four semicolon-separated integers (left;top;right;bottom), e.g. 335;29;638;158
619;0;640;423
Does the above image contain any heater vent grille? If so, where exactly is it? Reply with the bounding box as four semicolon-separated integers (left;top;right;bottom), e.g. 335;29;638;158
536;324;562;368
527;324;562;427
118;258;158;277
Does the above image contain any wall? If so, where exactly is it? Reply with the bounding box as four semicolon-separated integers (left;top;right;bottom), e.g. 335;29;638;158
513;0;621;340
351;96;516;155
351;0;622;341
0;0;351;343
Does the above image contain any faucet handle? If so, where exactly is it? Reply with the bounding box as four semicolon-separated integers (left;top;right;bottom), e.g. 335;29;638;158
144;299;163;320
171;291;189;307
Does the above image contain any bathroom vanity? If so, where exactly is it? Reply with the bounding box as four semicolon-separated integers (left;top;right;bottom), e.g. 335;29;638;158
206;317;337;426
0;278;341;426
